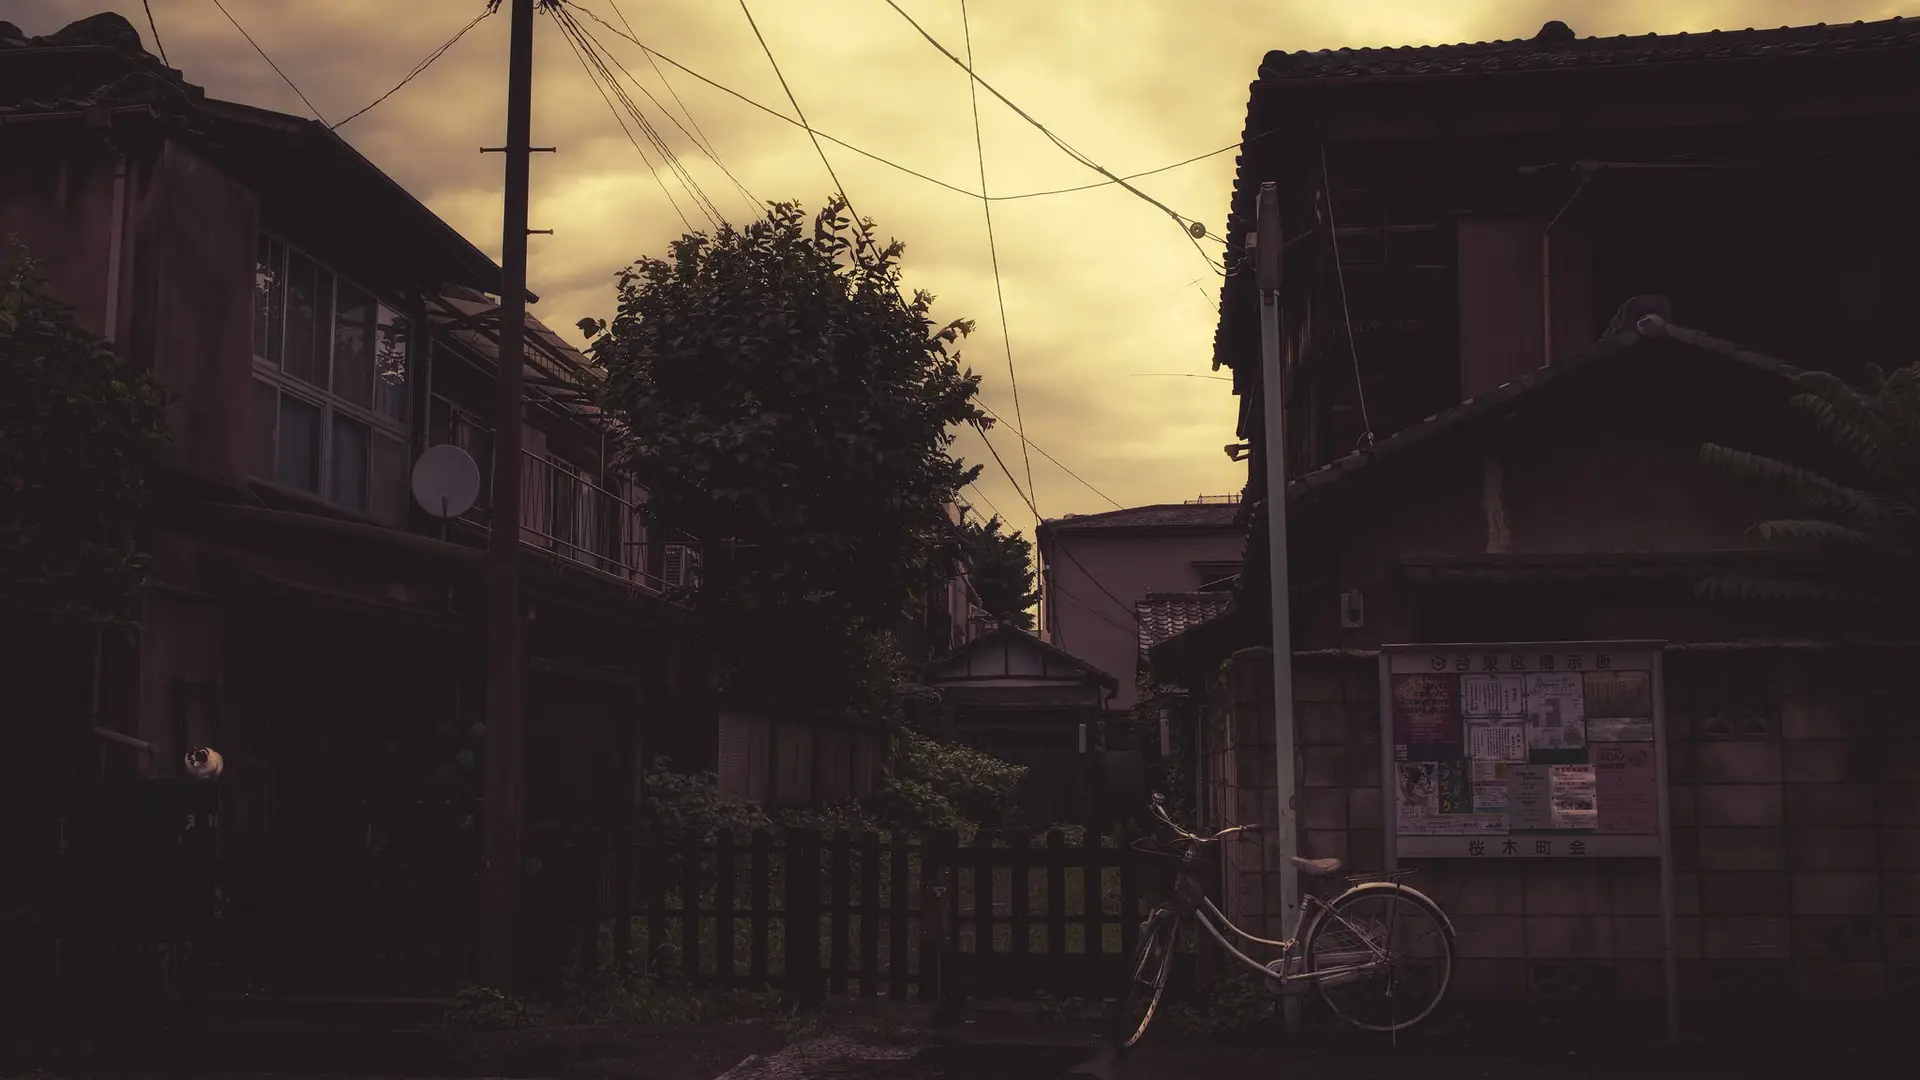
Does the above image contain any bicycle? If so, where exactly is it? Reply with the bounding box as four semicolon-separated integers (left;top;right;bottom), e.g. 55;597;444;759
1112;794;1456;1048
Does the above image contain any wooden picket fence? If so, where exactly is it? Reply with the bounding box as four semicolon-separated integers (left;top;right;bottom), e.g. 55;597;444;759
520;826;1170;1003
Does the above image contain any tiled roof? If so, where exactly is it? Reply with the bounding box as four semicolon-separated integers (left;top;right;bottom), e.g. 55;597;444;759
1;14;203;118
1;14;510;299
1258;17;1920;83
927;624;1120;691
1136;592;1235;660
1220;313;1798;636
1280;311;1796;511
1040;502;1241;534
1210;18;1920;375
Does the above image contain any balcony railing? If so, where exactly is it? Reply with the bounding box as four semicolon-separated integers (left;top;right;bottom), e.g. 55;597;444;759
456;448;699;598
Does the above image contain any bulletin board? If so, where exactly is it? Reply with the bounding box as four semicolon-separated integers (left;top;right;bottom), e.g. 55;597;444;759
1378;641;1671;860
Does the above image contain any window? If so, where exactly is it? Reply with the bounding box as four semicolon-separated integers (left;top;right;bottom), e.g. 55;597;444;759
251;234;413;525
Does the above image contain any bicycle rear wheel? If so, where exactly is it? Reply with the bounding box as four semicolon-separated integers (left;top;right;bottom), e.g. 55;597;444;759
1302;884;1454;1033
1111;908;1178;1051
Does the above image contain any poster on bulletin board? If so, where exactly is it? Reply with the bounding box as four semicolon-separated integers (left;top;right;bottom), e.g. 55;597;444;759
1379;642;1670;859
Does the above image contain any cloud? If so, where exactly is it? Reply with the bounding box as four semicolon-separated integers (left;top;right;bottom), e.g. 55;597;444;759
17;0;1899;549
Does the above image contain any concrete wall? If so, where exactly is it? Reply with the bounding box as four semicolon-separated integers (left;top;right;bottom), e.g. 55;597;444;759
1047;528;1243;710
1209;646;1920;1004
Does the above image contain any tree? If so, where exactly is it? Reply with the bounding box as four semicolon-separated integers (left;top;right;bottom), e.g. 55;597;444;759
960;512;1038;631
1699;362;1920;610
581;199;988;703
0;239;168;631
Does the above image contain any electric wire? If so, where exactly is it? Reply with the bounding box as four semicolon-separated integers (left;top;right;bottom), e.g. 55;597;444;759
735;0;871;250
563;6;756;218
552;7;697;231
606;0;761;214
556;4;726;228
959;0;1037;522
211;0;330;125
141;0;169;66
963;482;1007;523
552;5;725;229
563;1;1264;207
1318;137;1376;449
976;433;1134;633
975;402;1124;513
580;0;1222;614
879;0;1232;274
332;7;496;131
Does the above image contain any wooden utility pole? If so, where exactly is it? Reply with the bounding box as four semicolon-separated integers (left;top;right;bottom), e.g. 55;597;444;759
478;0;537;988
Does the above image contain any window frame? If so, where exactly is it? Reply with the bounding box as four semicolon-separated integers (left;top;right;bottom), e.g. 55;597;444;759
251;233;414;524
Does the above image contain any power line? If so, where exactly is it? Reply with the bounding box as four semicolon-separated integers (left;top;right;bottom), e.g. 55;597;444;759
735;0;867;236
576;0;1206;603
1319;137;1377;449
606;0;760;214
552;7;696;231
557;4;726;227
963;482;1007;522
880;0;1230;273
990;133;1276;202
141;0;169;66
975;432;1135;635
563;2;1256;207
211;0;330;126
553;5;724;230
332;7;496;131
562;7;755;219
975;402;1125;512
959;0;1037;522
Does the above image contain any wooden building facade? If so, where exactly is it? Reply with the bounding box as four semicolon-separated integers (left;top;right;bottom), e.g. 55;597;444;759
1157;18;1920;1008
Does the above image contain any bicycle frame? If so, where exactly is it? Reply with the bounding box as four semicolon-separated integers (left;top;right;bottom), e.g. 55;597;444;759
1139;798;1414;994
1167;886;1403;992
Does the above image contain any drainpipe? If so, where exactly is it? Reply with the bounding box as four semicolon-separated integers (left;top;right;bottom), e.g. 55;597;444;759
101;140;130;344
1540;172;1593;366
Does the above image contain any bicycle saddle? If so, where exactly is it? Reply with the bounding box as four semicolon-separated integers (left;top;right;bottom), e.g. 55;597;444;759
1290;856;1343;876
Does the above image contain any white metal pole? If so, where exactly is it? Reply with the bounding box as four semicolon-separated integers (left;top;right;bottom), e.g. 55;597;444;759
1255;182;1302;1036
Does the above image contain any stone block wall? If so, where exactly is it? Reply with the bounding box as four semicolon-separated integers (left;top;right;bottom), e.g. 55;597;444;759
1206;646;1920;1003
1214;647;1382;939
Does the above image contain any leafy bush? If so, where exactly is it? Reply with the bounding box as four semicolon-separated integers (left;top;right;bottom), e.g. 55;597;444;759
864;729;1026;834
640;759;769;838
0;238;168;629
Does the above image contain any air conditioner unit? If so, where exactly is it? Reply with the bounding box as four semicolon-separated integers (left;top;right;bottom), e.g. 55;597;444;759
659;544;702;589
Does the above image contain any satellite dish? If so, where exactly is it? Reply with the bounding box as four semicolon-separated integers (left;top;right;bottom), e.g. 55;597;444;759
412;444;482;519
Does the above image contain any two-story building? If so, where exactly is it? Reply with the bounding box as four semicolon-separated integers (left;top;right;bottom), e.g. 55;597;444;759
1156;17;1920;1008
1036;498;1242;711
2;13;701;995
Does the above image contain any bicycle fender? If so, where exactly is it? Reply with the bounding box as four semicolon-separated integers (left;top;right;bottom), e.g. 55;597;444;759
1332;880;1456;940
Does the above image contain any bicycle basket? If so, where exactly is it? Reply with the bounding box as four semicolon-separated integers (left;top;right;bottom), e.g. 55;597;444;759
1131;836;1193;907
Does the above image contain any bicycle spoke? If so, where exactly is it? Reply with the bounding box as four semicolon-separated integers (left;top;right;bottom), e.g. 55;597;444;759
1304;890;1454;1034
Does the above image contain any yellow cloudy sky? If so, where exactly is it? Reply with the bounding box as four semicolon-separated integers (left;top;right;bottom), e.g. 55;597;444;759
14;0;1908;546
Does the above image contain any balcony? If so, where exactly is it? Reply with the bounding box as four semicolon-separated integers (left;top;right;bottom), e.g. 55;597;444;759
452;446;700;600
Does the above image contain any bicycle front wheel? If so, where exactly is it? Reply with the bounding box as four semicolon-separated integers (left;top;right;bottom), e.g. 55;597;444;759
1302;884;1455;1034
1111;907;1178;1051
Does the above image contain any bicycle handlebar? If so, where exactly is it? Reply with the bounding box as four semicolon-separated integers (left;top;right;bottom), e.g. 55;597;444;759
1148;793;1258;846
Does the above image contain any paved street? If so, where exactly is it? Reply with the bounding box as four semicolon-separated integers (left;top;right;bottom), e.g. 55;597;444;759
3;1034;1906;1080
